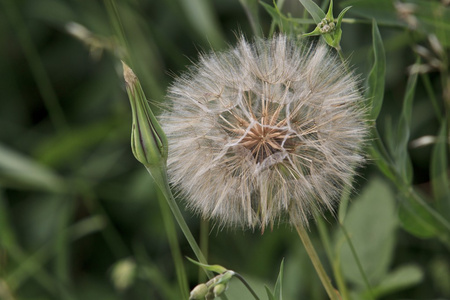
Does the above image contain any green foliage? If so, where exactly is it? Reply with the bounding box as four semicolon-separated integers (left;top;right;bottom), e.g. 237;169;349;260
1;0;450;299
366;20;386;120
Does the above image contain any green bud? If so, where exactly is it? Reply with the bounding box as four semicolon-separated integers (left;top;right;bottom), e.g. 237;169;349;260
122;62;168;168
213;283;227;297
110;258;136;292
189;283;209;299
302;0;351;50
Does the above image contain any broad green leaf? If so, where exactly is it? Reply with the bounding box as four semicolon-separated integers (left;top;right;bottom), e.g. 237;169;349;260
273;258;284;300
335;178;397;288
369;265;423;298
431;122;450;217
366;20;386;120
0;144;65;193
298;0;325;23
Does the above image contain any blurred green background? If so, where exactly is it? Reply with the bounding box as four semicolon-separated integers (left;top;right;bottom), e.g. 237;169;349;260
0;0;449;299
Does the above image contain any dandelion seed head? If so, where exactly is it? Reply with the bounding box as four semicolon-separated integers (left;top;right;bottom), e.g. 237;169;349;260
161;35;368;230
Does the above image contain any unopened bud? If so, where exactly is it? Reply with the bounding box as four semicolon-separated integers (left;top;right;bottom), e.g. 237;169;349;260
110;258;136;292
189;283;209;299
213;283;227;297
122;62;168;168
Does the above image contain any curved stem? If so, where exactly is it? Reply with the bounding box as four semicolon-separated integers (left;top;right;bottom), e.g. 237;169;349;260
294;224;340;300
233;273;260;300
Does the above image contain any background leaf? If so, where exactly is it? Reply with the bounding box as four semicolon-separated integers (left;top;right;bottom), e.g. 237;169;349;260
335;178;397;288
366;19;386;120
298;0;325;23
0;144;66;193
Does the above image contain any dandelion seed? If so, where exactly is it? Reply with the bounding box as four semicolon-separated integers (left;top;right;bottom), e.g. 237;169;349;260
161;35;368;230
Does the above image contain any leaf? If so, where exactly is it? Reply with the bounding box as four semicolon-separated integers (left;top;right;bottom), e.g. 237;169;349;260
395;66;419;184
335;178;397;288
366;19;386;120
186;257;227;274
298;0;325;23
260;2;289;32
273;258;284;300
369;265;423;298
265;286;276;300
34;118;121;167
398;192;441;238
0;143;66;193
431;122;450;218
239;0;262;37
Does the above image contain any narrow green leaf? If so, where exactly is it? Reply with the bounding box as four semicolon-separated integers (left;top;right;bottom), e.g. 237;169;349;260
325;0;333;20
298;0;325;23
239;0;262;37
174;0;226;48
260;2;286;30
265;286;276;300
395;66;419;184
186;257;227;274
0;144;66;193
273;259;284;300
366;19;386;120
431;122;450;217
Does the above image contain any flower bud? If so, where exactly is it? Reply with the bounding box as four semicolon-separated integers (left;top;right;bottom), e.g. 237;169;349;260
189;283;209;299
122;62;168;169
110;258;136;292
213;283;226;297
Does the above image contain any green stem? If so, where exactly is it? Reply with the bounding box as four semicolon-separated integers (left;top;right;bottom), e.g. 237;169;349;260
199;218;210;283
339;224;374;299
294;224;340;300
233;273;260;300
316;218;350;300
146;166;212;279
156;188;189;298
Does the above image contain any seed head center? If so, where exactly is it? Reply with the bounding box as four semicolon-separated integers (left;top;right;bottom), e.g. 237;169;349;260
238;122;292;163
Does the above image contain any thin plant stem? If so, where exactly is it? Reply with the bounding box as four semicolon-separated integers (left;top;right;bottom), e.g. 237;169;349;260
294;223;340;300
316;218;350;300
146;166;213;279
339;224;374;299
233;273;261;300
199;218;210;283
156;188;189;298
